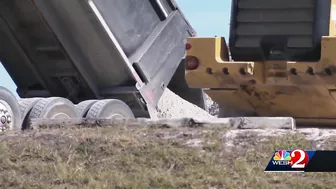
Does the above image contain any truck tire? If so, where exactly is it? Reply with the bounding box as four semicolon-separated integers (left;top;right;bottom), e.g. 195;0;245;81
86;99;134;119
18;98;43;129
27;97;78;129
0;86;21;131
75;100;98;118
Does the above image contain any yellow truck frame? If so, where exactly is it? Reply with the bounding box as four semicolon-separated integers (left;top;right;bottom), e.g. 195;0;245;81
185;1;336;126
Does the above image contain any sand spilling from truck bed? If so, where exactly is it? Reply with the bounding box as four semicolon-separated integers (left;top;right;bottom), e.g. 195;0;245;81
153;88;218;119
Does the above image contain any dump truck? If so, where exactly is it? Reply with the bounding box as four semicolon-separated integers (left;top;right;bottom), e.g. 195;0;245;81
0;0;206;131
185;0;336;126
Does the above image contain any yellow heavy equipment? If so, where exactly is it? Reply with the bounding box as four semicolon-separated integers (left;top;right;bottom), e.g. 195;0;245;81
185;0;336;126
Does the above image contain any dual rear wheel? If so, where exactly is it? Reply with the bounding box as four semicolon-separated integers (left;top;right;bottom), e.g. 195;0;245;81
0;87;135;131
77;99;134;119
21;98;135;130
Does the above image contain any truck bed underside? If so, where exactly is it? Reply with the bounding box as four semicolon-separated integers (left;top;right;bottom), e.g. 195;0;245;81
0;0;107;102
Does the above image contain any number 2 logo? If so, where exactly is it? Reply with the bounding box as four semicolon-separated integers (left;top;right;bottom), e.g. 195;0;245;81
290;149;309;169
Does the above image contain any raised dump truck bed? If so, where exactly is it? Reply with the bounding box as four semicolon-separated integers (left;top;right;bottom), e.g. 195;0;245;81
0;0;195;114
0;0;203;131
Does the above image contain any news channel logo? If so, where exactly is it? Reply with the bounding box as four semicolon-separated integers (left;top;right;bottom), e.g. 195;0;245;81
264;149;312;172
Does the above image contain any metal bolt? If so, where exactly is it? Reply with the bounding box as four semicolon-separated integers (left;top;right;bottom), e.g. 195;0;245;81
325;68;332;75
206;67;213;74
306;67;314;75
6;115;11;123
290;68;297;75
0;116;6;124
239;68;246;75
222;67;229;75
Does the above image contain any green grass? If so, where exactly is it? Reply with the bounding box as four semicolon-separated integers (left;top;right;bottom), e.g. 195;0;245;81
0;126;335;189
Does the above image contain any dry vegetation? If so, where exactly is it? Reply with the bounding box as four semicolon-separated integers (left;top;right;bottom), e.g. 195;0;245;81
0;125;335;189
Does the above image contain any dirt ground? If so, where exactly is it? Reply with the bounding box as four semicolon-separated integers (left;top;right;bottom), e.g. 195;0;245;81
0;125;335;189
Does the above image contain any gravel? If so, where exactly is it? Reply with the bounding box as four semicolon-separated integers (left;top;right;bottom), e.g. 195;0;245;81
203;93;219;117
153;88;216;119
152;89;336;145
